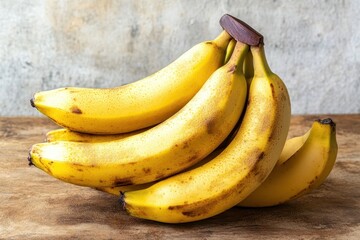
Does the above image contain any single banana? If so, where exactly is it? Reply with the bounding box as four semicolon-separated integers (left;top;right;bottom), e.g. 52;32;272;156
30;31;232;134
120;43;291;223
28;41;249;188
45;128;148;143
239;118;338;207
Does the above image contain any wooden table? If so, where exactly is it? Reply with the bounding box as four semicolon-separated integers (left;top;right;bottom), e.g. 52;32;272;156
1;115;359;239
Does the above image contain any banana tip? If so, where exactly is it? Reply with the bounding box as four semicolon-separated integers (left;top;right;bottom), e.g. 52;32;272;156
318;118;336;127
27;152;34;166
30;98;35;108
119;192;126;210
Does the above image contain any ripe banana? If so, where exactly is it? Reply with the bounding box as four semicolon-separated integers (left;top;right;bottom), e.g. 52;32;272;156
239;118;338;207
120;43;291;223
28;40;249;188
45;128;147;143
30;31;232;134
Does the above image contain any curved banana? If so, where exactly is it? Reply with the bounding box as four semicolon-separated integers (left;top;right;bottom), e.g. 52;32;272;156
239;118;337;207
31;31;232;134
28;41;249;188
45;128;147;143
120;43;291;223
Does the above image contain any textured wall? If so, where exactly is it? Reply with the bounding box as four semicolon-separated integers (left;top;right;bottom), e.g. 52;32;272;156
1;0;359;116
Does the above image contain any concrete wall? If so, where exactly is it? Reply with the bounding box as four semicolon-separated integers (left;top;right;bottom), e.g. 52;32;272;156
1;0;359;116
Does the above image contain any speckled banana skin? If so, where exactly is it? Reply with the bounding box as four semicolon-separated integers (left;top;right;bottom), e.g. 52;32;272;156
120;44;291;223
29;41;249;189
239;118;337;207
31;31;232;134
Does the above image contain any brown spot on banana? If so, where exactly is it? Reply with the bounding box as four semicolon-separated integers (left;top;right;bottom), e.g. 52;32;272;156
187;154;199;163
181;210;203;218
257;152;265;161
270;83;275;98
70;106;82;114
181;140;190;149
205;117;217;135
205;41;222;51
72;162;86;167
114;178;134;186
227;64;237;73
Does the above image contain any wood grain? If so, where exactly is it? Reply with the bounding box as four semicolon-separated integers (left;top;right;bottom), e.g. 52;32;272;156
0;115;359;239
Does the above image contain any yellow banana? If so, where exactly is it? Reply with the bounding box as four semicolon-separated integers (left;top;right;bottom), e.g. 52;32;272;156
28;40;249;188
45;128;147;143
30;31;232;134
120;43;291;223
239;118;337;207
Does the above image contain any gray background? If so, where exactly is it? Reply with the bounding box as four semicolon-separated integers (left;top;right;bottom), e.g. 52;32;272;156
1;0;359;116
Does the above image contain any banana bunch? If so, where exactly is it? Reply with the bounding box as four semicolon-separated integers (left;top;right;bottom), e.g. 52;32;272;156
28;14;338;223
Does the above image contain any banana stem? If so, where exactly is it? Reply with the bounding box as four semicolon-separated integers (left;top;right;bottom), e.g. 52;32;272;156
213;30;232;48
227;42;249;73
243;51;254;79
224;39;236;64
251;45;272;78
